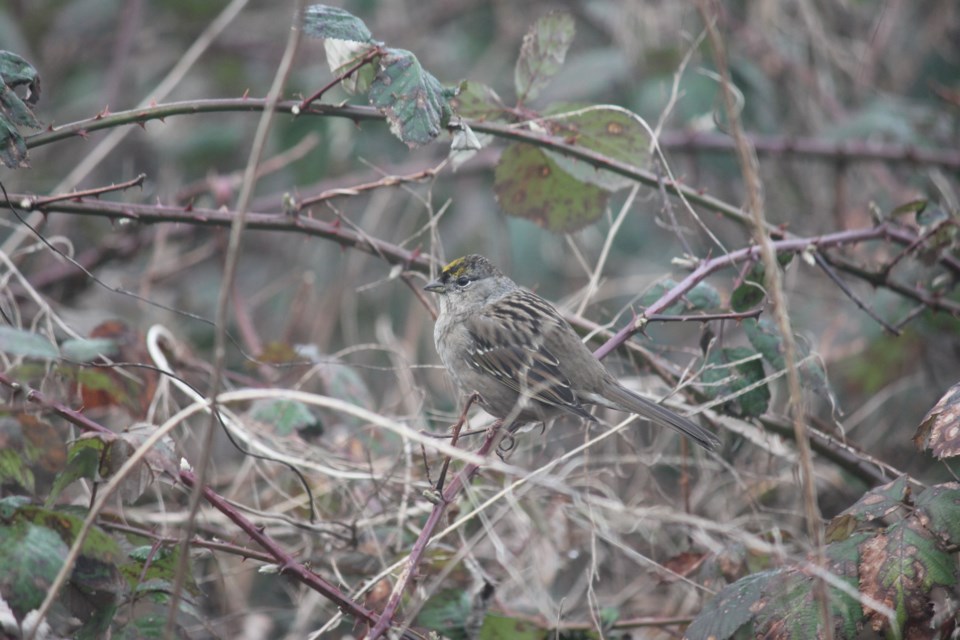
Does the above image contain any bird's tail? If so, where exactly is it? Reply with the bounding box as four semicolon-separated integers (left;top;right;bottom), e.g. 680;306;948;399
600;383;720;451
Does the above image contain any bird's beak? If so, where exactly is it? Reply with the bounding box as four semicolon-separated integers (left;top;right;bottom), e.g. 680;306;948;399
424;279;445;293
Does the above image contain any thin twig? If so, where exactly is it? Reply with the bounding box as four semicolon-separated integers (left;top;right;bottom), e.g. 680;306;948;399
298;46;382;112
434;393;480;492
759;414;915;487
20;173;145;208
165;3;305;636
656;160;695;258
821;252;960;316
0;372;381;635
575;185;639;317
8;178;957;327
893;303;928;331
175;133;321;204
297;168;439;210
658;129;960;171
699;4;832;638
813;251;900;335
592;224;894;360
0;192;430;268
22;96;960;244
9;231;145;297
5;182;958;323
9;180;960;292
99;520;276;564
646;306;764;324
367;419;505;639
880;219;959;277
4;0;251;265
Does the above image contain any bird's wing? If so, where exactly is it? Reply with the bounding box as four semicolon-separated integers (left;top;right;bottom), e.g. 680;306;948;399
462;292;593;420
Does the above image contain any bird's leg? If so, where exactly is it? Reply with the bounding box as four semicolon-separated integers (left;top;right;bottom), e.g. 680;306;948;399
496;432;516;460
434;392;480;493
495;418;529;459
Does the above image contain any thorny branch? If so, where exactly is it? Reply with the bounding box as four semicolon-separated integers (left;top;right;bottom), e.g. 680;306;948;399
0;372;392;634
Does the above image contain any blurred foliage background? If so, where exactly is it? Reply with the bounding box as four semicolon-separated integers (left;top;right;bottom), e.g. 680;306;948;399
1;0;959;637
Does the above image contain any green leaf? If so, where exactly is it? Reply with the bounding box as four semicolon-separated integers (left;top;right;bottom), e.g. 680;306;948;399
0;495;32;514
479;613;545;639
826;475;910;542
753;571;821;639
0;326;60;359
742;318;783;369
76;600;118;640
124;545;200;597
46;438;104;507
0;120;29;168
598;606;620;629
916;204;950;230
638;280;685;315
60;337;119;361
0;76;40;128
639;280;721;315
824;532;873;634
0;50;41;169
114;615;166;639
0;448;34;493
0;519;68;622
858;519;956;632
22;505;122;568
684;282;722;312
824;531;870;567
685;570;778;639
67;367;133;408
249;398;319;436
730;256;794;313
0;503;123;624
302;5;374;43
447;85;500;166
450;81;506;122
0;50;40;129
494;142;609;232
0;51;41;99
542;106;651;191
754;563;863;640
743;321;830;400
515;11;575;103
415;588;471;639
692;535;867;640
888;199;927;219
701;346;770;417
795;336;832;398
369;48;448;147
730;280;765;312
914;482;960;546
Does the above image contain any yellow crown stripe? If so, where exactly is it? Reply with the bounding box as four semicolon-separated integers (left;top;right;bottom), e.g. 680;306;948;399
442;257;468;277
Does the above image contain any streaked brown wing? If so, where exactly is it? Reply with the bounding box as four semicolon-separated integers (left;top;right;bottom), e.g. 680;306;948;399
462;294;593;420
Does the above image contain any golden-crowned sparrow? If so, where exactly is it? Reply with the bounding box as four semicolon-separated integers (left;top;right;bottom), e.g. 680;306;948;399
424;254;719;450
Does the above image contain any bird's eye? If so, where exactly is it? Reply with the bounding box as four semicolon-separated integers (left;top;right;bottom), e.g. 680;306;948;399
456;275;471;287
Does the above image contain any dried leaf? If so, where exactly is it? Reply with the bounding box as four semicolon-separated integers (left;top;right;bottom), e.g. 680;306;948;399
914;381;960;459
858;520;955;633
514;11;575;103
